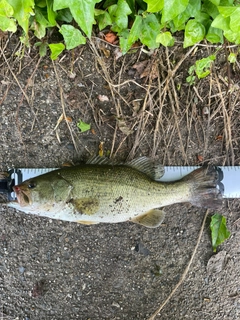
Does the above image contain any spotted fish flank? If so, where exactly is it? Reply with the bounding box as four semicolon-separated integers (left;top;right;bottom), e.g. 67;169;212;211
68;198;100;215
8;157;224;228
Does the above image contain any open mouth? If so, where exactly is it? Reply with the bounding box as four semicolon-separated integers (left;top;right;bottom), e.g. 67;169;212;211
13;186;31;207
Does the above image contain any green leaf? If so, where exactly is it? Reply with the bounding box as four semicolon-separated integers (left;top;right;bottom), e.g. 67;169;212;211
49;43;65;60
139;13;161;49
0;16;17;31
77;120;91;132
172;0;201;31
53;0;101;38
212;14;230;32
32;6;51;38
144;0;164;13
228;52;236;63
186;64;196;85
217;6;236;18
46;0;57;26
8;0;34;35
195;55;215;78
186;0;201;16
35;41;48;57
183;19;205;48
0;0;14;16
209;0;220;5
59;24;86;49
186;74;196;85
108;0;132;32
229;7;240;33
202;0;219;19
56;8;73;22
210;213;230;252
219;0;233;4
156;31;174;46
35;0;47;8
224;29;240;44
195;11;210;26
119;14;142;54
206;25;223;43
0;0;17;32
162;0;189;23
94;9;112;30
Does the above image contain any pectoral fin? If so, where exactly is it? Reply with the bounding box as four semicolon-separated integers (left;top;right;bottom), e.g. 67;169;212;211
131;209;166;228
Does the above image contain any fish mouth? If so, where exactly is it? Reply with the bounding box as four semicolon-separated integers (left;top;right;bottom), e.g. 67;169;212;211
13;185;32;207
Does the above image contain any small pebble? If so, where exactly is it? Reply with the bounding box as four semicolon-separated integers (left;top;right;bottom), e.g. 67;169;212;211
19;266;25;274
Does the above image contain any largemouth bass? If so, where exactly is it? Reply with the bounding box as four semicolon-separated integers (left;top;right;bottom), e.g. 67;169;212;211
8;157;224;228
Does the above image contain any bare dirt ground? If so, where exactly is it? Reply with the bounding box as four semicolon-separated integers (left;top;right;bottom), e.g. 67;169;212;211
0;32;240;319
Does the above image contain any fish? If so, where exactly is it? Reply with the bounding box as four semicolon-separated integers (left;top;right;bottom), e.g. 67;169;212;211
8;157;224;228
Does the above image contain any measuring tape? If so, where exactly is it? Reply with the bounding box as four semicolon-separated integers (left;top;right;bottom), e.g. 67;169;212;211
3;166;237;200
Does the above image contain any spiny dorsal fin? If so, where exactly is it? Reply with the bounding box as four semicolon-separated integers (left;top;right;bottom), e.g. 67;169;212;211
86;156;164;180
125;157;164;180
86;156;119;166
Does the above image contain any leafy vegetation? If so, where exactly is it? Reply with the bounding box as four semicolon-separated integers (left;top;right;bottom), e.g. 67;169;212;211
210;213;231;252
0;0;240;59
77;120;91;133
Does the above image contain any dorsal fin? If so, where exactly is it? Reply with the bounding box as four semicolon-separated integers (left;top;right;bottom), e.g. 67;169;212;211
86;156;119;166
125;157;164;180
86;156;164;181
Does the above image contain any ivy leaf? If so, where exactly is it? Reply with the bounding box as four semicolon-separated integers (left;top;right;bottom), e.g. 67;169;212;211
144;0;164;13
195;55;215;78
0;16;17;32
206;25;223;43
0;0;17;32
209;0;220;5
162;0;189;23
56;8;73;23
0;0;17;31
171;0;201;31
119;14;142;54
53;0;101;38
32;6;52;39
46;0;57;26
8;0;34;36
228;52;237;63
217;6;236;18
229;7;240;34
35;41;48;57
77;120;91;133
202;0;219;19
139;13;161;49
183;19;205;48
210;214;230;252
94;9;112;30
60;24;86;50
49;43;65;60
108;0;132;32
156;31;174;46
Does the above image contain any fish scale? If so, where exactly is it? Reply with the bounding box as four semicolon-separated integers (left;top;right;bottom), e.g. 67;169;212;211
58;165;186;222
6;158;223;228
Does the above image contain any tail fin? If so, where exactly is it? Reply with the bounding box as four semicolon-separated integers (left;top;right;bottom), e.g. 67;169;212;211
183;165;224;209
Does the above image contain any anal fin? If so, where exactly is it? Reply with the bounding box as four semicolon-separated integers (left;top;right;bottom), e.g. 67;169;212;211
77;220;99;225
131;209;165;228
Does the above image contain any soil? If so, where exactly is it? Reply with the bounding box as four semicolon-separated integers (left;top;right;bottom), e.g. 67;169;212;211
0;32;240;320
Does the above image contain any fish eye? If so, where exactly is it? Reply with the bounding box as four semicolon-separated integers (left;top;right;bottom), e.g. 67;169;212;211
28;181;36;189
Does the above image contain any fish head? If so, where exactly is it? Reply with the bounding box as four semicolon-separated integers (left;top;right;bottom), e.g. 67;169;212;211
13;177;55;209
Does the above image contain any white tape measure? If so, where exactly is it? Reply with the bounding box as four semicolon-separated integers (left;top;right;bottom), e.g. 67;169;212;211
8;166;237;199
